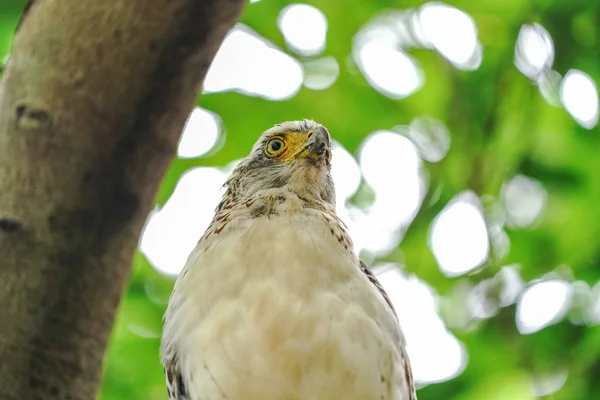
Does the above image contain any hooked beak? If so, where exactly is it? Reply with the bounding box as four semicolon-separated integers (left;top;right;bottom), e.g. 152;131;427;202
296;125;332;163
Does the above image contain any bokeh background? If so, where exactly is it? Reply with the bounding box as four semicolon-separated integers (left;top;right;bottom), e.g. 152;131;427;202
2;0;600;399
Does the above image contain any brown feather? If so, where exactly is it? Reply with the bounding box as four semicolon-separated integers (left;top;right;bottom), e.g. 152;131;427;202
164;360;188;400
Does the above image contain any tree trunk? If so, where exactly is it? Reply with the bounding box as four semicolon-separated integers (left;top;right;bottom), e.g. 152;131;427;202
0;0;244;398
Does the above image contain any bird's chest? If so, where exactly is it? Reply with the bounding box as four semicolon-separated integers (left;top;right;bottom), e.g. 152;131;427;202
168;212;403;400
186;210;358;309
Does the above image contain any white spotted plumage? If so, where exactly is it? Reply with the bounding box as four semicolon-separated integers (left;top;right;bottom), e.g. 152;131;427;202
160;120;417;400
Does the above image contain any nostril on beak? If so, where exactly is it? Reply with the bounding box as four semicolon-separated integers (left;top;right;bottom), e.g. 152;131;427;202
313;140;327;155
305;125;331;158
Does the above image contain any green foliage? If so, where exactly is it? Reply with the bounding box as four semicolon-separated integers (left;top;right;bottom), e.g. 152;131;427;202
1;0;599;399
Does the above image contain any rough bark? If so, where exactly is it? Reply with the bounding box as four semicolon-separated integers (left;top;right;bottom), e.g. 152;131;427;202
0;0;245;398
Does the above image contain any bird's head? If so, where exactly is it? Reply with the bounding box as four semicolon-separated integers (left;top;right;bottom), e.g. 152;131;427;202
224;120;335;207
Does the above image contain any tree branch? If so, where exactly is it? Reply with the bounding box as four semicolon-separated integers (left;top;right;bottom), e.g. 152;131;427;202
0;0;245;398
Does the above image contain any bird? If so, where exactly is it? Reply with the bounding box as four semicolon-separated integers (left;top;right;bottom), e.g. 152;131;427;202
160;120;417;400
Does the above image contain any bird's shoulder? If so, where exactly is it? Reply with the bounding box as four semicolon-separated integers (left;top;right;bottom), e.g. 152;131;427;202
358;260;418;400
359;260;398;319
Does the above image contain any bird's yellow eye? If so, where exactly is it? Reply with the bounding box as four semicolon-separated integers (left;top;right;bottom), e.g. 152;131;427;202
265;137;286;157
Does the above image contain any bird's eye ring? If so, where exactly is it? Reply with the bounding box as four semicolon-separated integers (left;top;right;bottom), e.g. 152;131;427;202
265;137;286;157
